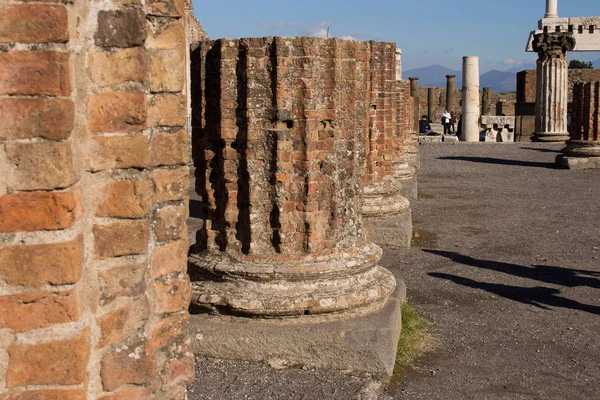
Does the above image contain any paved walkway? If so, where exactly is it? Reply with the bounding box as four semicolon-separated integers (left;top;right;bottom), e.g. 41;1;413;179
189;142;600;399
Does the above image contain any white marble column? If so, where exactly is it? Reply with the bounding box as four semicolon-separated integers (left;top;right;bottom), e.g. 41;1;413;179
461;56;480;142
545;0;558;18
532;32;575;142
395;48;402;81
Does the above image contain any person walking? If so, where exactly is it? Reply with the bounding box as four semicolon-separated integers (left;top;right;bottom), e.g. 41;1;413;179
442;109;451;135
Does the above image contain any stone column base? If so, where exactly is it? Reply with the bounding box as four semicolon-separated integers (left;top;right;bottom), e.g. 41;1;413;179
363;180;410;218
533;132;570;142
556;155;600;170
189;280;406;376
393;161;417;200
363;210;412;249
556;140;600;169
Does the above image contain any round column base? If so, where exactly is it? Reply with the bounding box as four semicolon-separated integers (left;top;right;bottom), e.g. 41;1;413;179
363;180;410;218
533;132;570;143
556;141;600;169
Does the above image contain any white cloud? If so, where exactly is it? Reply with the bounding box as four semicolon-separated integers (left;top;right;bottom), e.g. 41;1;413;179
259;20;358;40
501;58;535;67
341;35;357;41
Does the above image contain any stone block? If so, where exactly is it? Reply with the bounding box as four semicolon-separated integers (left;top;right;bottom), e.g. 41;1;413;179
0;98;74;140
160;356;195;389
100;342;155;391
151;312;189;351
1;389;86;400
99;262;147;305
88;135;150;171
97;298;149;348
556;154;600;170
154;277;192;314
88;48;147;87
93;221;149;259
146;17;185;51
148;94;186;127
0;51;70;96
5;140;78;191
96;180;152;219
149;130;188;166
147;0;185;17
189;282;406;376
150;168;188;202
0;289;80;333
89;92;147;133
0;191;82;232
153;204;186;243
97;387;154;400
95;9;146;48
0;4;68;44
364;209;413;249
149;50;185;93
150;240;187;280
0;235;82;287
6;329;89;387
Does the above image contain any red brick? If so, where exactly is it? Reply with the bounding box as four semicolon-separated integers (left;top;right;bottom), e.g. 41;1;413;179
99;262;146;305
6;329;89;387
2;389;86;400
93;221;149;259
0;289;80;333
150;168;188;202
147;0;185;17
149;130;188;166
0;236;82;287
154;277;191;314
100;342;155;391
149;50;185;92
97;298;149;348
150;240;187;280
151;312;189;351
97;387;154;400
153;204;186;243
95;9;146;48
88;135;149;171
0;4;68;44
148;94;186;127
88;48;147;87
0;98;74;140
0;51;70;96
160;356;194;388
96;180;151;219
147;17;185;52
0;191;82;233
5;141;78;191
89;92;147;133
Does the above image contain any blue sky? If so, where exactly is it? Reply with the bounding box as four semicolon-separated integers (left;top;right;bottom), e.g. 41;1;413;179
192;0;600;73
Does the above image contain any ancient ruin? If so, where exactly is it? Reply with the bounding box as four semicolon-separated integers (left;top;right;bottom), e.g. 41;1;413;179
481;116;516;142
462;56;481;142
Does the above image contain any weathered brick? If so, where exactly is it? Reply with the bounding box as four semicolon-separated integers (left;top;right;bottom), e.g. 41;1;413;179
0;191;82;232
88;48;147;87
99;262;146;305
153;204;186;243
93;221;149;259
149;130;188;166
147;17;185;52
0;98;74;140
6;329;89;387
0;4;68;44
150;168;188;202
0;236;82;287
100;342;154;391
147;0;185;17
5;141;78;191
89;92;147;133
97;298;149;348
160;356;194;389
97;180;151;219
149;50;185;93
0;289;80;333
2;389;86;400
151;312;189;351
0;51;70;96
95;9;146;48
88;135;149;171
150;240;187;280
97;387;154;400
154;277;191;314
148;94;186;127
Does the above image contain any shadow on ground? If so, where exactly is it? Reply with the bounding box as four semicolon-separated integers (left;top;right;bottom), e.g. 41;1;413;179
425;249;600;316
438;156;556;169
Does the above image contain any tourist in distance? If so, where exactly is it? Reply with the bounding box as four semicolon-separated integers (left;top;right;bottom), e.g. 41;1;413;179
450;111;457;134
419;115;433;135
442;109;451;135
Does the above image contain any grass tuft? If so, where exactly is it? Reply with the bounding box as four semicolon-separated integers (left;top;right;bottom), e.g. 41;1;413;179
396;302;436;367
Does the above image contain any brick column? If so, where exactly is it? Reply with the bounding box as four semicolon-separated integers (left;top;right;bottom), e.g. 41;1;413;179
482;87;492;115
1;1;193;398
557;81;600;169
532;32;575;142
189;37;402;375
446;75;456;113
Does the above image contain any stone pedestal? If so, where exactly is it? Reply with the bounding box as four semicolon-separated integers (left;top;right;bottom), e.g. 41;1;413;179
557;81;600;169
189;38;402;375
462;56;480;142
532;32;575;142
446;75;456;112
481;116;516;142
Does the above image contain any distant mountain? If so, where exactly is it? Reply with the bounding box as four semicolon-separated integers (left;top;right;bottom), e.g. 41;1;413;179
404;65;516;93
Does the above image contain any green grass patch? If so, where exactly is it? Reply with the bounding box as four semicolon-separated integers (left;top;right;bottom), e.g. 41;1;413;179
396;302;436;367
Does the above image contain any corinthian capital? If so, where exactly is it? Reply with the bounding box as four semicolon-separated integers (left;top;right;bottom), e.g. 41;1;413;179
532;32;576;61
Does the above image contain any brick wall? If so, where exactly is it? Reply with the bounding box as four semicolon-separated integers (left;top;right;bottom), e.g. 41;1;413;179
0;1;193;399
397;81;414;136
517;68;600;104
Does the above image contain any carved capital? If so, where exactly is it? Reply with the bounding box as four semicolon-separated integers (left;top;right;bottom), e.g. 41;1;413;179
533;32;576;61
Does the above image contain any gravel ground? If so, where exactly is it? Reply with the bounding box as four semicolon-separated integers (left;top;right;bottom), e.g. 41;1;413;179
188;142;600;399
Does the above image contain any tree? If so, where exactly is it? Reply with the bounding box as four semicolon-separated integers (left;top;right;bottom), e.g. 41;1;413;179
569;60;594;69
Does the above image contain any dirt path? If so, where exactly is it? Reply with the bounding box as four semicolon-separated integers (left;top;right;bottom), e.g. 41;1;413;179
189;142;600;399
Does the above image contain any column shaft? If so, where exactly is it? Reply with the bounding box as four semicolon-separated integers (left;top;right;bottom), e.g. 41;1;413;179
427;88;435;120
545;0;558;18
462;56;480;142
446;75;456;112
